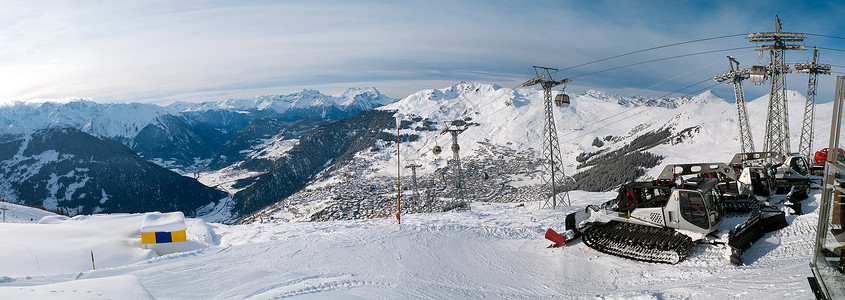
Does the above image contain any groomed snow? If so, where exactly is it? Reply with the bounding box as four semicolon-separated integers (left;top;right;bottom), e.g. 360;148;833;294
0;190;818;299
0;83;828;298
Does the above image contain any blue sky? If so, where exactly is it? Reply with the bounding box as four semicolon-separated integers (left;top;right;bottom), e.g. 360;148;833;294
2;0;845;104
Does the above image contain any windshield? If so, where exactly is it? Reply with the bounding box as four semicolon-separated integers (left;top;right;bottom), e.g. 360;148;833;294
751;168;772;196
790;157;809;176
680;191;709;230
766;167;777;187
706;187;723;227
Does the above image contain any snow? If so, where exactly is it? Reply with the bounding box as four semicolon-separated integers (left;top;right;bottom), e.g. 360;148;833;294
369;82;835;184
0;188;819;299
0;100;167;140
0;87;396;146
0;82;832;298
0;275;154;300
0;201;58;223
164;87;396;114
140;212;187;233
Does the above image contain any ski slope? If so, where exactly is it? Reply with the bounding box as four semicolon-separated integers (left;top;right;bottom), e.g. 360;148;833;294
0;190;818;299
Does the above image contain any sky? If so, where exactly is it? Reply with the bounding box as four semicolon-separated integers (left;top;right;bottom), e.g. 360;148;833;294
2;0;845;104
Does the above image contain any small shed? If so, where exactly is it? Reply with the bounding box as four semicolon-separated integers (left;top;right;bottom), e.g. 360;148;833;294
140;212;187;255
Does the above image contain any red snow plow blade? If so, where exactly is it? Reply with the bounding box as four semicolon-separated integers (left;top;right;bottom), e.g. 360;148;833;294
545;228;580;248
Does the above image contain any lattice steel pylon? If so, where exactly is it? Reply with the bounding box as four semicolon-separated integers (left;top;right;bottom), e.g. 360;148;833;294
795;46;832;158
405;161;422;205
522;66;571;209
748;15;804;155
440;120;468;209
714;56;755;153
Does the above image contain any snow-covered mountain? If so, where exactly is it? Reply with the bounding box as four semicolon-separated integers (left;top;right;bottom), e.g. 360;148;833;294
0;81;828;224
0;99;168;141
0;87;397;172
0;128;227;216
166;87;395;117
0;87;397;220
580;89;706;108
239;82;829;223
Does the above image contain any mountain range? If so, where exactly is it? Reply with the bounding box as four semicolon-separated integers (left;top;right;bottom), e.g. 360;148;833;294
236;83;829;224
0;88;396;218
0;83;829;223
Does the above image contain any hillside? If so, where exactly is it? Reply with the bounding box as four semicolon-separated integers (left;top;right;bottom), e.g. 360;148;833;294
241;82;828;223
0;88;396;172
0;128;227;216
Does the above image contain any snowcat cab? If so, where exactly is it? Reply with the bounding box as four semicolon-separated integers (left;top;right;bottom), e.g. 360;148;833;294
784;154;811;177
615;178;724;234
738;166;777;197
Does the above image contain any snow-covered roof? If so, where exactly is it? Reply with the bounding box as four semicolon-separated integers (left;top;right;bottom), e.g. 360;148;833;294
140;211;187;233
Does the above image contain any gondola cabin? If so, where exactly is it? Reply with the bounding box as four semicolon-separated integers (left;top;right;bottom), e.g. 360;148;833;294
750;65;767;85
555;94;570;107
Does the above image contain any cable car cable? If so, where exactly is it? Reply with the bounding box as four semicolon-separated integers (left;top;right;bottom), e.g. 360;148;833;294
560;33;749;72
557;77;716;140
570;47;757;79
817;47;845;54
471;46;759;123
560;81;722;145
805;33;845;41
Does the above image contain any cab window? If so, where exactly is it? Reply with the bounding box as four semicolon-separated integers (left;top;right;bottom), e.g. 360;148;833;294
790;157;809;176
679;191;709;229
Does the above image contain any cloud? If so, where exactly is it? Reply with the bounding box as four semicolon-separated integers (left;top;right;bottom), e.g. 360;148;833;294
1;1;844;103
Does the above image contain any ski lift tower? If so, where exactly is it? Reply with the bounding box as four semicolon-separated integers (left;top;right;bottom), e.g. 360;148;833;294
440;120;468;209
405;160;422;205
522;66;571;209
714;56;755;153
795;46;832;158
748;15;804;155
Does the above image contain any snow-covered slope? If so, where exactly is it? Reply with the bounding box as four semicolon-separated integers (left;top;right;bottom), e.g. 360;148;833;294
0;128;227;216
0;191;819;298
380;83;826;179
0;201;58;223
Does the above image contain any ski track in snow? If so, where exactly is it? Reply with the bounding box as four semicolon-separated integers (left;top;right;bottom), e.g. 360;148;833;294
0;190;823;299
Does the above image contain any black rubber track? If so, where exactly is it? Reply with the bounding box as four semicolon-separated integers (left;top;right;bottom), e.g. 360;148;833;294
581;221;696;264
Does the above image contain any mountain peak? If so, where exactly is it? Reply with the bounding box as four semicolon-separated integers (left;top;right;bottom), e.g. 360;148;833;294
578;89;726;109
337;87;396;109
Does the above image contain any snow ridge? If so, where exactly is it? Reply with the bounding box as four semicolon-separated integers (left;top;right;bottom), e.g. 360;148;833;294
166;87;396;114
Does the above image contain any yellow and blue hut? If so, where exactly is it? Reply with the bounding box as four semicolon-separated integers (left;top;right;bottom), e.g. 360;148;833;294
140;212;188;255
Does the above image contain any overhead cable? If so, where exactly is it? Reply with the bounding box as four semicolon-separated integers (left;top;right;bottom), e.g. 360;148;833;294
561;33;749;71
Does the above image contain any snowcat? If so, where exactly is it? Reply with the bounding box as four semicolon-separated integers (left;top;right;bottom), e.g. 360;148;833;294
729;152;810;199
559;175;789;265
